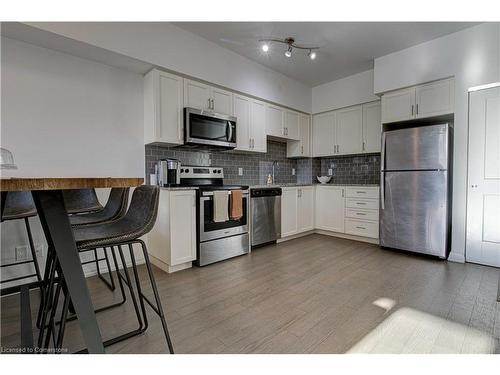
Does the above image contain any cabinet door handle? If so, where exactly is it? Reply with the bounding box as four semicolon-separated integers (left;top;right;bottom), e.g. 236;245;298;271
337;144;340;153
362;141;365;151
342;189;344;198
301;145;304;154
416;103;419;115
211;98;215;110
252;138;255;148
411;104;414;116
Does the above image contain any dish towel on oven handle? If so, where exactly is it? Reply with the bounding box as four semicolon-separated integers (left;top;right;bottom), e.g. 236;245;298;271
213;190;229;222
230;190;243;220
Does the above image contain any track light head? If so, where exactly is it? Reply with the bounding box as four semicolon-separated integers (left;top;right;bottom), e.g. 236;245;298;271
308;50;317;60
285;46;292;58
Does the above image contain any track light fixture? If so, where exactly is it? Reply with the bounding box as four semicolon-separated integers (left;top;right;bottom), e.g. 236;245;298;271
259;37;319;61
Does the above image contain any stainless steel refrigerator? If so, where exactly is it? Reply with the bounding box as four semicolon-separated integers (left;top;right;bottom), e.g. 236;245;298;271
380;124;453;259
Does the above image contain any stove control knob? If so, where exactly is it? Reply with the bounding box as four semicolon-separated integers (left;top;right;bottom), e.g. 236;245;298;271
184;168;189;173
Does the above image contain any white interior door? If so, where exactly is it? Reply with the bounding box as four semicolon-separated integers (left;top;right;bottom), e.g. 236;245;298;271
466;86;500;267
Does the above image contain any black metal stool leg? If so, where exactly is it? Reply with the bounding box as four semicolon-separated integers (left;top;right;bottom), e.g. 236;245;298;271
24;217;42;283
129;241;174;354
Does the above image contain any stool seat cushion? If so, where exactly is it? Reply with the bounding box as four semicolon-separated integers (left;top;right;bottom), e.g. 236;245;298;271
1;192;37;221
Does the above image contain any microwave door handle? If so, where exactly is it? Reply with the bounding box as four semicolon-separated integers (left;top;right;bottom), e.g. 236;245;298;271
227;121;233;142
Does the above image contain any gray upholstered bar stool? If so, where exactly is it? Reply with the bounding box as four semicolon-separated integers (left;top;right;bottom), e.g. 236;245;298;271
62;188;103;215
70;188;130;291
0;191;43;295
69;185;174;353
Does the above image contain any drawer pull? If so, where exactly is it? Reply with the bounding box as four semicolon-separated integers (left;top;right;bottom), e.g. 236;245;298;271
356;202;366;205
356;191;366;194
356;226;366;230
356;213;366;216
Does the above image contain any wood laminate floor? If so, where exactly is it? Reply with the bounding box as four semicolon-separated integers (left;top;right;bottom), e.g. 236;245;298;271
2;234;500;354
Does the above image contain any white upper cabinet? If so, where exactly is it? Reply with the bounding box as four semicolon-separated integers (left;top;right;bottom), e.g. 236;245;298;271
184;79;211;111
266;104;285;137
250;99;267;153
381;78;455;124
233;94;266;153
144;69;184;145
288;113;311;157
381;87;415;124
211;87;233;115
312;111;335;157
284;110;300;140
415;78;454;118
335;105;363;155
362;101;381;153
184;78;233;115
233;94;251;152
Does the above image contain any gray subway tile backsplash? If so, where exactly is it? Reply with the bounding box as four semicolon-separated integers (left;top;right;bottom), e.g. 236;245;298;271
145;141;380;186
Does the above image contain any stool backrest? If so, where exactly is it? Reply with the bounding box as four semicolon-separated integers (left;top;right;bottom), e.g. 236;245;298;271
123;185;159;237
102;187;130;221
63;189;103;214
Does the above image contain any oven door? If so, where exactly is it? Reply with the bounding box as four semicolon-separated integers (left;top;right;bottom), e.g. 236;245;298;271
199;191;249;242
185;108;237;148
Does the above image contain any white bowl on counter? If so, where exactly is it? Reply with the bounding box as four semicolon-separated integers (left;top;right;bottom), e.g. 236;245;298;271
317;176;332;184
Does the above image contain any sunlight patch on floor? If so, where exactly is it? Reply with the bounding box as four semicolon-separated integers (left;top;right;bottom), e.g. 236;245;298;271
347;307;496;354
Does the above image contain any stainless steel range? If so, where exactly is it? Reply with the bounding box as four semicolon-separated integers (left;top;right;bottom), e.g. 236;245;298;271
177;166;249;266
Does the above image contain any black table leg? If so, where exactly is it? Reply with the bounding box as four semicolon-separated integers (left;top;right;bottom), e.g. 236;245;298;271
32;190;105;354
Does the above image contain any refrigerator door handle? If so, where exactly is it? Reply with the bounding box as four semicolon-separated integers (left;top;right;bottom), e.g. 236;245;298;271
380;132;386;210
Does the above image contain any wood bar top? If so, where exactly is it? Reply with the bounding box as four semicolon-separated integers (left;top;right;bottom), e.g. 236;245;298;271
0;177;144;192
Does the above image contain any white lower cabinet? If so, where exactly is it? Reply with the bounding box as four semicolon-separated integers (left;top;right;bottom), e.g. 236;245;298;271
344;187;379;239
148;189;197;273
298;187;314;232
281;188;299;237
315;185;345;232
281;186;315;238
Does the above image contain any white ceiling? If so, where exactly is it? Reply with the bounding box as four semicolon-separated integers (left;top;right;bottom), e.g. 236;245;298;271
173;22;479;87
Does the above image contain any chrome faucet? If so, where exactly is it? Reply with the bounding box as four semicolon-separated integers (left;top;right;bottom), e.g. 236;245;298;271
272;160;279;184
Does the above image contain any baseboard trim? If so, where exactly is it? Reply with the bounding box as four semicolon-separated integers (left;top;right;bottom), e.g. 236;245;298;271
149;254;192;273
447;252;465;264
277;230;315;243
314;230;380;244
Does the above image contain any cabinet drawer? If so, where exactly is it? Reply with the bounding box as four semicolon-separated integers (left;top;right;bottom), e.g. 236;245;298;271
345;208;379;221
345;219;379;238
346;198;379;210
345;187;379;199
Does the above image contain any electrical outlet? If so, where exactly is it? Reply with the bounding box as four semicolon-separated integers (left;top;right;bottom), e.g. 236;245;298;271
238;167;243;176
15;246;29;261
328;168;333;176
292;168;295;176
35;244;44;257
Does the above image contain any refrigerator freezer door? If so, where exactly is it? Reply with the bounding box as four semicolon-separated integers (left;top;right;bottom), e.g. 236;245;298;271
383;124;449;171
380;170;449;258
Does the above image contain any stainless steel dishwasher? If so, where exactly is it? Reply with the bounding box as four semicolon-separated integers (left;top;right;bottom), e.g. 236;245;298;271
250;187;282;247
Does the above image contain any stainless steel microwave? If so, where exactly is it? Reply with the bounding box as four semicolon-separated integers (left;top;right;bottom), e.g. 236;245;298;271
184;107;237;149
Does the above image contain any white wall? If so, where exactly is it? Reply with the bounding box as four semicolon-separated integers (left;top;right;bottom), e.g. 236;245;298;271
1;36;144;280
374;22;500;263
312;69;379;113
26;22;312;113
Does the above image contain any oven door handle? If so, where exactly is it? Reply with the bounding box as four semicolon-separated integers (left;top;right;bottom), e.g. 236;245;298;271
202;191;249;197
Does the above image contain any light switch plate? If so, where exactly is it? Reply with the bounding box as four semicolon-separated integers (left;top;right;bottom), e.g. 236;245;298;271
328;168;333;176
238;167;243;176
292;168;295;176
